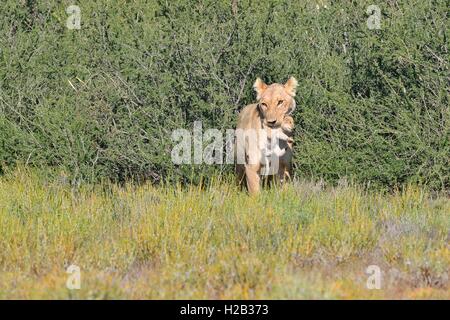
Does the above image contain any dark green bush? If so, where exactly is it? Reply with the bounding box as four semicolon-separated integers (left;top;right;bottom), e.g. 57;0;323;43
0;0;448;189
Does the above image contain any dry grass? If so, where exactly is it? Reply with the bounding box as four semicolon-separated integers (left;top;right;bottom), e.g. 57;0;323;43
0;168;448;299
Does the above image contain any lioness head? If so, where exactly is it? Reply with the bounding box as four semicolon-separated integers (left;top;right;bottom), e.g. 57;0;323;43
253;77;298;128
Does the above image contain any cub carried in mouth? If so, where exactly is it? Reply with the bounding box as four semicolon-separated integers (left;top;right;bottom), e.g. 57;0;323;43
235;77;297;195
259;114;294;176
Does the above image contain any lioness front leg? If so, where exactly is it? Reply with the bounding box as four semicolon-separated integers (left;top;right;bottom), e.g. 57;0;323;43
276;161;291;185
245;164;260;195
279;162;292;183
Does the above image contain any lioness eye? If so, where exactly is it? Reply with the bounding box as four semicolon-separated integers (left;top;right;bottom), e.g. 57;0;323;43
277;100;284;106
260;103;268;109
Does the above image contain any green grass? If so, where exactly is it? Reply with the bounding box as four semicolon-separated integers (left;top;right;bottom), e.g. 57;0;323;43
0;168;448;299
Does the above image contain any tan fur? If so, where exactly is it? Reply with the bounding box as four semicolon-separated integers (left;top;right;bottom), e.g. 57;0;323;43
235;77;297;195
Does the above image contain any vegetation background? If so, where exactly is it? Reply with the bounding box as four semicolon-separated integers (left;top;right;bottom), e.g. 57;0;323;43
1;0;448;190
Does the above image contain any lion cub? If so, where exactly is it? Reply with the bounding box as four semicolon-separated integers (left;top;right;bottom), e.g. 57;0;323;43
235;77;297;194
259;115;294;177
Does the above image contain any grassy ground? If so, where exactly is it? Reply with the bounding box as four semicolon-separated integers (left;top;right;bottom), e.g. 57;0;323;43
0;168;448;299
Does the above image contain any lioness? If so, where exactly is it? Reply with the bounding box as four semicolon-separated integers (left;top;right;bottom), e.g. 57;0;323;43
235;77;297;194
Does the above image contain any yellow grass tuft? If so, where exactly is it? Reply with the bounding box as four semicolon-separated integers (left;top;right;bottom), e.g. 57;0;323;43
0;169;448;299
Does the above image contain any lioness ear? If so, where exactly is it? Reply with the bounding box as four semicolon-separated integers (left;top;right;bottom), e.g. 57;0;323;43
284;76;298;97
253;78;267;100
